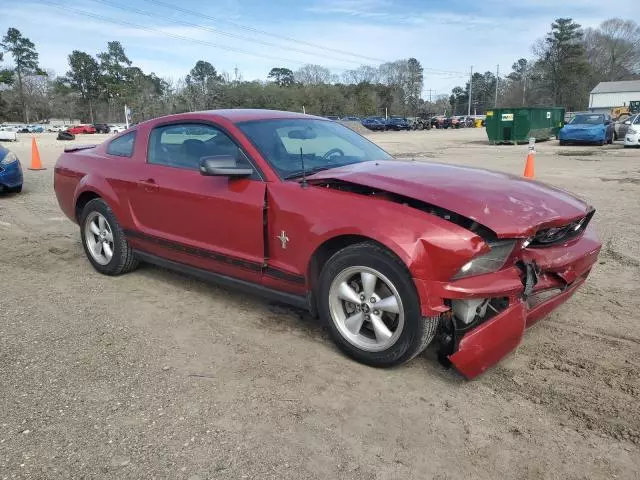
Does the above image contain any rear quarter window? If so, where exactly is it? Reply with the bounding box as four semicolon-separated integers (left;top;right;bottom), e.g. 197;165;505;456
106;132;136;157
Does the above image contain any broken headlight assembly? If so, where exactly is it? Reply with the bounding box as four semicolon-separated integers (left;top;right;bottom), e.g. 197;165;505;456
452;240;516;280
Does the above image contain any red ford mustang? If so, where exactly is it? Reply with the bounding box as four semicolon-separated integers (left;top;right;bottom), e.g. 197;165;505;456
53;110;601;378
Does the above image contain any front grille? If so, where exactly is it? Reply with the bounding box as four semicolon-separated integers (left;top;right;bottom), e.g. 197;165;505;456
529;209;594;247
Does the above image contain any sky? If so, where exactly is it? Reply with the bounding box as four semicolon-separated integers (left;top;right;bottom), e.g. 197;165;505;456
0;0;614;97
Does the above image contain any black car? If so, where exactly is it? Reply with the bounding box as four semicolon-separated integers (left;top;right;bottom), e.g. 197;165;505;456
92;123;111;134
386;117;410;131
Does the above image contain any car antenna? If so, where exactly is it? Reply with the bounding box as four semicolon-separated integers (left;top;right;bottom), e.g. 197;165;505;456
299;147;308;188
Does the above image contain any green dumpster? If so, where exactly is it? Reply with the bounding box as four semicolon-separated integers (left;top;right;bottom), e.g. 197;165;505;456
485;107;565;145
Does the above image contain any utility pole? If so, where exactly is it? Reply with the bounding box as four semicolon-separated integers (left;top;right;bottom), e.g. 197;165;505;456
426;89;434;103
495;64;500;108
467;66;473;116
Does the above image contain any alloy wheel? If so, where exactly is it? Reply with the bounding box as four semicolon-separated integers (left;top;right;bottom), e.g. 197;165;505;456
328;266;405;352
84;211;114;266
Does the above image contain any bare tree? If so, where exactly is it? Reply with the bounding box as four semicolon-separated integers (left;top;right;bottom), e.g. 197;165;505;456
294;64;333;85
584;19;640;80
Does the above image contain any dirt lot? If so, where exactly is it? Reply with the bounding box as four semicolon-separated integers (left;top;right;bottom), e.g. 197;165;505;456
1;129;639;479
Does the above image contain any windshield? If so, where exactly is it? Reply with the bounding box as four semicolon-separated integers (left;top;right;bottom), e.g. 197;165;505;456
237;118;393;179
570;114;604;125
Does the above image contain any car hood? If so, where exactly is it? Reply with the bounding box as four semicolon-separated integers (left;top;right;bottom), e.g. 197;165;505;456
308;160;591;238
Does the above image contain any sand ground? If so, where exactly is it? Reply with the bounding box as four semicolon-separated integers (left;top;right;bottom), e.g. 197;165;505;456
1;128;638;479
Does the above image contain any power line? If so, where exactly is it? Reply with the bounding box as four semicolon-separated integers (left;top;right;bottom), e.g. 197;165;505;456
34;0;324;67
140;0;468;76
88;0;371;67
141;0;389;65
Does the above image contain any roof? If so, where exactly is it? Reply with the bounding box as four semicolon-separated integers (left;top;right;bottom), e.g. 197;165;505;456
590;80;640;94
135;109;323;128
204;109;322;122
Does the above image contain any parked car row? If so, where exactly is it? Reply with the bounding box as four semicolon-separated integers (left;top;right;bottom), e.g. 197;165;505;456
431;116;482;129
0;122;130;138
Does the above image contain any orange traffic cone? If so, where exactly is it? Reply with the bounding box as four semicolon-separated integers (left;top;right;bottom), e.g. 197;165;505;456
523;151;535;178
29;137;46;171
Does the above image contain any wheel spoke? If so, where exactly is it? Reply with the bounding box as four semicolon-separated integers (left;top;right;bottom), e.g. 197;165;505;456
338;282;361;304
344;312;365;335
104;230;113;242
102;242;113;259
98;215;106;232
92;241;103;257
89;221;100;236
361;272;377;298
376;295;400;314
370;314;392;342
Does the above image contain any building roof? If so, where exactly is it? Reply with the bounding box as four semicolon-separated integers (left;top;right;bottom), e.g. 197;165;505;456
591;80;640;94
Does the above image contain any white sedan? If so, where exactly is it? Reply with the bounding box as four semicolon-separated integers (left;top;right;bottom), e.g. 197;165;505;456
624;114;640;148
0;127;18;142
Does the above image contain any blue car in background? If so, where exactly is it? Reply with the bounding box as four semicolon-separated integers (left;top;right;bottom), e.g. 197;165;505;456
0;144;23;193
559;113;614;146
361;117;386;131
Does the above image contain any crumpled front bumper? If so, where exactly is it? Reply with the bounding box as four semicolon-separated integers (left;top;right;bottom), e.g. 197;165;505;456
415;224;601;379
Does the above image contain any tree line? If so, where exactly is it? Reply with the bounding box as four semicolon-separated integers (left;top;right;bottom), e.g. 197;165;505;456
1;17;639;124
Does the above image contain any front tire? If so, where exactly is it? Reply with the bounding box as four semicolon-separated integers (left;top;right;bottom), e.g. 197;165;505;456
318;242;438;368
80;198;138;276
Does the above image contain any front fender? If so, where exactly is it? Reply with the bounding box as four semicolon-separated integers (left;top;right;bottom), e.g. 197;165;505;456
265;182;486;313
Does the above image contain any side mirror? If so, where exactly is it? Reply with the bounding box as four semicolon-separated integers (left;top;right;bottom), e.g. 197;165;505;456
199;156;253;177
624;120;632;125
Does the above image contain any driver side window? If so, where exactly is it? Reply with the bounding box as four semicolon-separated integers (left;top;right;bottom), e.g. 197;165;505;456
147;123;256;174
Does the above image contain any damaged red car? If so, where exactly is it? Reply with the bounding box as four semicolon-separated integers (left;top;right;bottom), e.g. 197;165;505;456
53;110;601;378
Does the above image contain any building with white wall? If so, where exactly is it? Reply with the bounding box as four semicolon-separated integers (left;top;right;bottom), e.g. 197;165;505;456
588;80;640;113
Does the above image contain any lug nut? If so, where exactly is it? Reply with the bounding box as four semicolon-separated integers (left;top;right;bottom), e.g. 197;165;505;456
364;314;370;321
360;294;366;301
373;310;379;315
370;297;376;303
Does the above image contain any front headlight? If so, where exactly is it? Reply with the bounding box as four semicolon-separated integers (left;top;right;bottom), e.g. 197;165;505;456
452;240;516;280
0;151;19;166
629;127;639;134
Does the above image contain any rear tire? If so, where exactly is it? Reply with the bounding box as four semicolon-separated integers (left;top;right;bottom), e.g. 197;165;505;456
318;242;438;368
80;198;139;276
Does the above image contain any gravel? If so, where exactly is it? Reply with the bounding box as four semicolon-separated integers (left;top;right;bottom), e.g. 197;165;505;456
0;130;638;479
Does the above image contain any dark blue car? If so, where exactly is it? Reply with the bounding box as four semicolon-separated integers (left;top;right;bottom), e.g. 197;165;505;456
386;117;410;131
361;117;386;131
0;144;23;193
558;113;614;146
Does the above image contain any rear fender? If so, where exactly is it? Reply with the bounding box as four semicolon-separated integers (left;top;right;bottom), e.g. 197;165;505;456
74;174;123;222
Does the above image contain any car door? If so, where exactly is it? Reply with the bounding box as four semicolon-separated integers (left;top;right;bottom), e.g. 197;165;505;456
127;121;266;283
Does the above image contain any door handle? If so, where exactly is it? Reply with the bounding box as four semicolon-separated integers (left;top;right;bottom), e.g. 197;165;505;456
138;178;159;193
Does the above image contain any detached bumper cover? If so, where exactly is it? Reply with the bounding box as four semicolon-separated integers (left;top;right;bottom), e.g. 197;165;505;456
421;225;601;379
